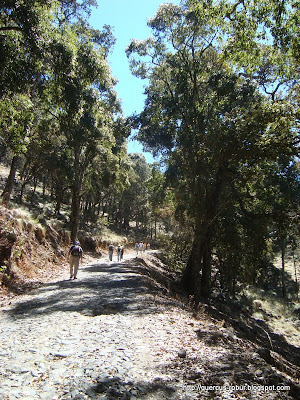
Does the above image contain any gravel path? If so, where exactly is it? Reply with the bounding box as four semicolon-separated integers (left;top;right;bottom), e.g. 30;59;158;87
0;253;205;400
0;253;296;400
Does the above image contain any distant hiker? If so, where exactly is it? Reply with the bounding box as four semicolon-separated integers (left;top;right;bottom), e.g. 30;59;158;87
147;243;151;251
134;242;139;256
117;244;123;262
121;245;124;260
142;242;146;253
108;243;114;261
139;241;144;254
68;240;83;280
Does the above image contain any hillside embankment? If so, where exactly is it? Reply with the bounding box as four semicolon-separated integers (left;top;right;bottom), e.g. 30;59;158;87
0;205;70;297
0;204;121;299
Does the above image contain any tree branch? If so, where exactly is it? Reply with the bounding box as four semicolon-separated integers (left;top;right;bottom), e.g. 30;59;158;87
0;26;22;32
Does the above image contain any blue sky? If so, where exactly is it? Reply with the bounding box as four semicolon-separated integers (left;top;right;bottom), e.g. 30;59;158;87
89;0;180;162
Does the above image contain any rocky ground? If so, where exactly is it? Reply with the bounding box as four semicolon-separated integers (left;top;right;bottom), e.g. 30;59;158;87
0;252;299;400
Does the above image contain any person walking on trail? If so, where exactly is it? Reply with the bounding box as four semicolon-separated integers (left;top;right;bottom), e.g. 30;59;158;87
117;244;123;262
108;243;114;261
139;241;144;254
134;242;139;256
68;240;83;280
121;245;124;260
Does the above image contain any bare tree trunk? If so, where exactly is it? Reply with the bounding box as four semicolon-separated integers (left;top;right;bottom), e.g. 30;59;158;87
70;151;82;243
292;250;299;300
2;155;19;205
181;167;226;301
281;241;287;298
42;177;46;198
30;177;38;202
70;186;80;243
19;177;30;203
182;231;212;301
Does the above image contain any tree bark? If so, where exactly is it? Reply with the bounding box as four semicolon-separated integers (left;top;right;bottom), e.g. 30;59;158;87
70;151;82;243
292;249;299;300
281;241;287;298
2;155;19;205
182;228;213;301
181;166;226;301
70;181;81;243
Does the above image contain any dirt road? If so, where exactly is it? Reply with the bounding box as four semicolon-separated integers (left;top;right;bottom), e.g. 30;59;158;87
0;253;296;399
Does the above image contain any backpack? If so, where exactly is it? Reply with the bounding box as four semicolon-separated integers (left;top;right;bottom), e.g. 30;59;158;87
71;245;81;256
108;244;114;251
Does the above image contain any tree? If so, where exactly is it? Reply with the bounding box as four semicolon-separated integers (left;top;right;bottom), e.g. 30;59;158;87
269;160;300;297
0;0;125;242
146;164;167;240
127;3;298;300
119;153;151;238
0;94;35;203
52;74;120;241
0;0;105;206
0;1;99;95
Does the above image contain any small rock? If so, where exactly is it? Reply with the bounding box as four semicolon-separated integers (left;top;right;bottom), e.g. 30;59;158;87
255;369;264;377
178;349;187;358
81;309;94;316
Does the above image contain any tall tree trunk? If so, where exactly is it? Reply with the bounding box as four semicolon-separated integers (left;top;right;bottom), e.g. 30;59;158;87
292;249;299;300
281;240;287;298
70;151;82;243
181;167;226;301
42;177;46;198
70;191;80;242
30;177;37;202
2;155;19;205
182;229;212;301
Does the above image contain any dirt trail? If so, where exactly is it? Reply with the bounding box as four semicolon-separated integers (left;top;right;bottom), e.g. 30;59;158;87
0;253;298;399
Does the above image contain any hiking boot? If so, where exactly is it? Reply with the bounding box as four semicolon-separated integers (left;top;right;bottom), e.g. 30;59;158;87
73;277;77;279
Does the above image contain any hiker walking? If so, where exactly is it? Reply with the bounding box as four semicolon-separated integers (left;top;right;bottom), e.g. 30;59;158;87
139;241;144;254
108;243;114;261
68;240;83;280
134;242;139;256
117;244;123;262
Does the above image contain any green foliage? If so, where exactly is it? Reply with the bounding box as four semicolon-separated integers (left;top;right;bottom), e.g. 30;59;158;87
0;0;132;242
0;94;34;156
0;265;7;273
127;1;299;299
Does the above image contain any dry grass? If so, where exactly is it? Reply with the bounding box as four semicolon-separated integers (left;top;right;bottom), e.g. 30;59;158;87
273;253;300;287
243;248;300;348
246;286;300;348
0;163;9;178
98;227;129;246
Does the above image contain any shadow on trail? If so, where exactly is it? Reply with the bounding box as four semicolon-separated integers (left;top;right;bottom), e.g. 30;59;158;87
84;375;178;399
6;258;176;319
